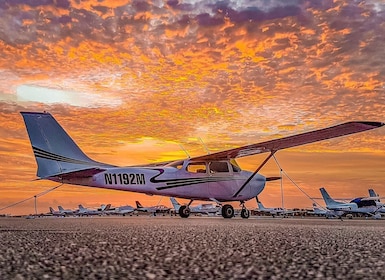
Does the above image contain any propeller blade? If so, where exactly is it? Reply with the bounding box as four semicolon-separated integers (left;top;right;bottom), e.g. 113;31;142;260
266;176;281;181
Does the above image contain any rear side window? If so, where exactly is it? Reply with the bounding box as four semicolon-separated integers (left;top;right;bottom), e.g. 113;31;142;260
209;161;229;173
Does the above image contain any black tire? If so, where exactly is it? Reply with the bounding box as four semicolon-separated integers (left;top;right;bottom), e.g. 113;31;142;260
221;204;234;218
241;209;250;219
179;205;190;218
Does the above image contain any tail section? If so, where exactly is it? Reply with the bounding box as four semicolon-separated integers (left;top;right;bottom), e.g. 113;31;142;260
170;197;181;212
58;206;64;212
369;189;378;197
136;201;143;208
312;203;323;213
21;112;111;178
256;197;266;210
79;205;85;210
320;187;342;207
49;207;55;214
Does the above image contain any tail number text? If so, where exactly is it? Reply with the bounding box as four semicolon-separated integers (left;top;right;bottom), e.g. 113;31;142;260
105;173;145;185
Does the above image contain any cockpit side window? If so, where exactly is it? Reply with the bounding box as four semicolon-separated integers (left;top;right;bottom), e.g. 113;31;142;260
209;161;229;173
187;162;207;174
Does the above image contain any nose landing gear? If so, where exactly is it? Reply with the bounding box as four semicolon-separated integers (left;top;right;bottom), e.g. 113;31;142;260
240;201;250;219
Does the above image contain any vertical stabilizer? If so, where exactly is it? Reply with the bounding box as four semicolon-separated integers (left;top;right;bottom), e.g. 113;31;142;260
369;189;378;197
136;201;143;208
170;197;181;212
21;112;110;178
320;187;342;206
257;201;266;210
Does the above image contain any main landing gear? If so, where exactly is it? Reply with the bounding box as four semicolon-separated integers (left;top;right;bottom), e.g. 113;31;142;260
221;203;250;219
179;205;190;218
179;200;193;218
178;200;250;219
221;204;234;218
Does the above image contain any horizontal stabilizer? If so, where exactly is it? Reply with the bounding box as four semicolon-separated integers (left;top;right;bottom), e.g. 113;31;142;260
44;167;107;180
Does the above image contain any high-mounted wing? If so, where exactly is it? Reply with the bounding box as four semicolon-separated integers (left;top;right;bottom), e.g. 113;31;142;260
192;121;384;161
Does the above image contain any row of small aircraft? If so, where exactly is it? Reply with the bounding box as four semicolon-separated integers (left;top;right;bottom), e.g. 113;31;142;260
49;201;164;217
47;198;221;217
20;112;384;219
46;187;385;219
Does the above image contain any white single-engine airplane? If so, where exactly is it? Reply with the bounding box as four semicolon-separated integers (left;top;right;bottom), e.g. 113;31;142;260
21;112;384;219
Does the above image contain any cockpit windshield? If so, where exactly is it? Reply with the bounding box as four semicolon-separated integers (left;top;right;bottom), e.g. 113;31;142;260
166;160;184;169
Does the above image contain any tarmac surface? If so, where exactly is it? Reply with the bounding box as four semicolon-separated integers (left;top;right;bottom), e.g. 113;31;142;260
1;216;385;279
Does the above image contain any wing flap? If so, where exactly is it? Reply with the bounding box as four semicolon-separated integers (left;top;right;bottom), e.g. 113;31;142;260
44;167;106;179
192;121;384;161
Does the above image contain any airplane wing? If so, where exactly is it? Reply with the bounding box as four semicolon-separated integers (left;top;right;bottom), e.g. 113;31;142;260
192;121;384;161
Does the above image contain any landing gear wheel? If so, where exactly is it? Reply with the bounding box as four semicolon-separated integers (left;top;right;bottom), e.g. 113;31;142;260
221;204;234;219
179;205;190;218
241;209;250;219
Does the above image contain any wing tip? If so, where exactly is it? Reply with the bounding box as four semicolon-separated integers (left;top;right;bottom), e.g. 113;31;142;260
359;121;385;128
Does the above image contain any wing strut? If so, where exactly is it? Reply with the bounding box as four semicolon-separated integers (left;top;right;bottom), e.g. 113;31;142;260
232;151;277;198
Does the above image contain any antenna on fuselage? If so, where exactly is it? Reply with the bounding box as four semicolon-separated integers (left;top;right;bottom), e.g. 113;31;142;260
198;137;210;155
179;144;191;158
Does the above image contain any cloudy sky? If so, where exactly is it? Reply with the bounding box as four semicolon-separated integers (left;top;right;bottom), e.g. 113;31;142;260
1;0;384;215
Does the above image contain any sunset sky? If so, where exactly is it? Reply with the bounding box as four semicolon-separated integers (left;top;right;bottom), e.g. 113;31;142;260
1;0;384;215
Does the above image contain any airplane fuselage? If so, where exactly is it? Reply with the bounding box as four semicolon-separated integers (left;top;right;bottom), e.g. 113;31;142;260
51;160;266;202
327;202;379;214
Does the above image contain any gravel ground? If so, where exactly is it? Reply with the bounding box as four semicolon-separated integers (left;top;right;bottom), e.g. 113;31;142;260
0;216;384;279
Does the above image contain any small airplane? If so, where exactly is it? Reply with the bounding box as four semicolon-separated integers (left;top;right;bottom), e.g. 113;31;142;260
320;187;382;219
255;197;294;217
170;197;221;215
307;203;340;218
49;207;64;216
135;201;171;215
57;205;76;216
106;205;136;216
21;112;384;219
78;204;108;216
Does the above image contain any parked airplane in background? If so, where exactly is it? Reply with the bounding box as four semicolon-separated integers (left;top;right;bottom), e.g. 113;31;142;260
21;112;384;219
307;203;340;218
255;197;294;217
320;188;382;219
107;205;136;216
49;206;76;216
78;204;110;216
170;197;221;215
58;206;76;216
135;201;170;215
49;207;64;216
